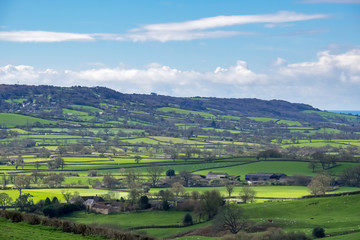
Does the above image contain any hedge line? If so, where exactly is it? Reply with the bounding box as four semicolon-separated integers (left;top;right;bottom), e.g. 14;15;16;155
0;210;153;240
302;190;360;199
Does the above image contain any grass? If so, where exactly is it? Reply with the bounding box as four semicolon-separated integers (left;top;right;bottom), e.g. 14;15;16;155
63;210;188;228
243;194;360;236
193;161;316;177
69;104;103;113
121;137;159;144
281;139;357;148
327;231;360;239
63;108;89;116
0;113;55;128
303;110;359;122
63;210;210;239
0;189;128;203
150;136;204;145
149;186;360;199
5;98;27;103
0;218;105;240
247;117;277;122
276;120;302;126
157;107;215;119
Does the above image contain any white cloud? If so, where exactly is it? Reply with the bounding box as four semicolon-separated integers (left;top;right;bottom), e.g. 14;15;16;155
301;0;360;3
136;11;327;32
276;49;360;83
127;11;328;42
1;49;359;109
0;31;94;42
0;11;328;43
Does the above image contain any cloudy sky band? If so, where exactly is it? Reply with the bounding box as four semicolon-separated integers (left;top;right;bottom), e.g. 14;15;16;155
0;11;329;43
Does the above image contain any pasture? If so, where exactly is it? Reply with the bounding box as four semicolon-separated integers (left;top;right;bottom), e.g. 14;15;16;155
0;218;106;240
194;161;315;176
243;194;360;236
0;113;55;128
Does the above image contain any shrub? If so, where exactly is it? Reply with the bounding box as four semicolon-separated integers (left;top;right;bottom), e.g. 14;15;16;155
24;213;41;225
182;213;193;226
312;227;325;238
5;210;23;222
139;196;150;209
162;200;170;211
62;220;73;233
74;223;88;235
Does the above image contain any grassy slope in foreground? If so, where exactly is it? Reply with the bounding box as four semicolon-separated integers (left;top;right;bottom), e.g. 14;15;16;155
0;218;105;240
243;194;360;236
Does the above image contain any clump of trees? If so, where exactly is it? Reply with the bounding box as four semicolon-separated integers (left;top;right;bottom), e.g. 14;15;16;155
340;165;360;187
307;174;332;196
239;187;256;203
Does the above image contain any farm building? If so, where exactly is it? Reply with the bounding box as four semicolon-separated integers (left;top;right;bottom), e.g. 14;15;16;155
245;173;287;182
91;203;116;215
206;171;229;180
70;196;105;204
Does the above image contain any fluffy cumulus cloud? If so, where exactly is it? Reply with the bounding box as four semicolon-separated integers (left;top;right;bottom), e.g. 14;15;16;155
0;11;328;42
1;49;359;109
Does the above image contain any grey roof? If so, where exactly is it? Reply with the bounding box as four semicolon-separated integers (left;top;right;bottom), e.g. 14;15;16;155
83;199;95;205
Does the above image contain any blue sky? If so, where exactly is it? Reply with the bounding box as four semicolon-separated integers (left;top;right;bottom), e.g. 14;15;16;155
0;0;359;110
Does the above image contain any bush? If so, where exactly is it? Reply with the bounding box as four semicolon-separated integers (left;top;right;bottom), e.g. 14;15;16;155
62;220;73;233
74;223;88;235
162;200;170;211
139;196;150;209
182;213;193;226
23;213;41;225
312;227;325;238
5;211;23;222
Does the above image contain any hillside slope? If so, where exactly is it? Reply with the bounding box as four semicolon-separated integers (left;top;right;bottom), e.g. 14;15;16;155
0;84;357;125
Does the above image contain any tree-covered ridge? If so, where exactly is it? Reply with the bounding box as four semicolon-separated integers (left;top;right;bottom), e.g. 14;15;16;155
0;84;334;123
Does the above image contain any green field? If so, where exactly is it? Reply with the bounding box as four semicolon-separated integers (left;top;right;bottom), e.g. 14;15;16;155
0;86;359;239
0;189;127;203
70;104;103;113
0;218;106;240
63;210;210;238
303;110;359;122
0;113;56;128
194;161;315;177
150;186;360;200
157;107;215;119
243;194;360;236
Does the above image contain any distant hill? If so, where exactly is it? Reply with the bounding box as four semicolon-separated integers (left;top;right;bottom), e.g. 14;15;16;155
0;84;358;126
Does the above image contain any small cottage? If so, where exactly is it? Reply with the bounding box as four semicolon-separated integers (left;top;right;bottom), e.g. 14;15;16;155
91;203;115;215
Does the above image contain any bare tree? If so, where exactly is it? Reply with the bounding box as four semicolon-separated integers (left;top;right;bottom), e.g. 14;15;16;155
213;204;248;234
224;180;235;197
15;175;32;196
171;182;186;197
179;170;192;187
239;187;256;203
54;156;65;170
308;174;332;195
147;164;163;187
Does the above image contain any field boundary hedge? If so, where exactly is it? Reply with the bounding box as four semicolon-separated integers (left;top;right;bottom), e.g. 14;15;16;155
302;190;360;199
0;210;153;240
